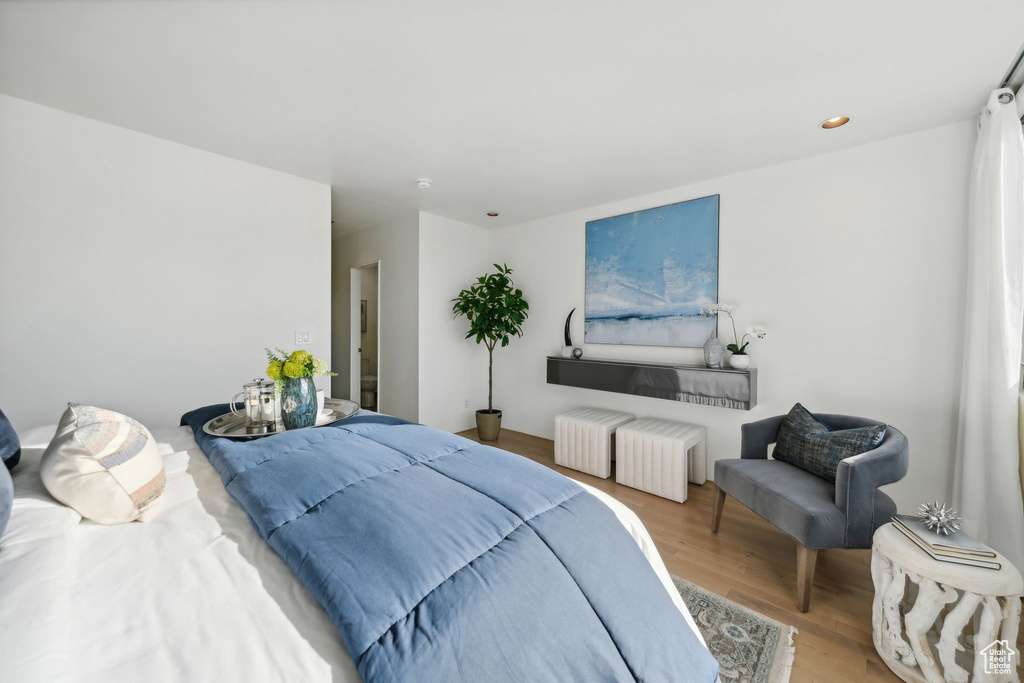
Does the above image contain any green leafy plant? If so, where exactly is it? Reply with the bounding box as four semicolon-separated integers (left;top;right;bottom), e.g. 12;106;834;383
452;264;529;413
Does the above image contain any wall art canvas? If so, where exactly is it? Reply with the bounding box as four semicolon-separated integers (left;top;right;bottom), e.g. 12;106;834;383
585;194;719;347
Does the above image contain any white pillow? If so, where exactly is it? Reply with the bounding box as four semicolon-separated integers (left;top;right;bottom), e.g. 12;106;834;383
40;404;165;524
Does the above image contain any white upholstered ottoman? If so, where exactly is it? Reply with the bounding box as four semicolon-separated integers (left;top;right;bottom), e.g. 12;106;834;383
615;418;707;503
554;408;635;479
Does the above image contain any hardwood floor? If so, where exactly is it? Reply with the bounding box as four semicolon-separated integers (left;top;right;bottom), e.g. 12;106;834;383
457;428;1024;683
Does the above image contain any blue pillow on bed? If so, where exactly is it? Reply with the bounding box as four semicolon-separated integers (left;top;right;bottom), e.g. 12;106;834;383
0;408;20;472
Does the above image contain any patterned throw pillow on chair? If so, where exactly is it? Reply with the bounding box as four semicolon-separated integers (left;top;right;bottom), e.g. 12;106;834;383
773;403;886;482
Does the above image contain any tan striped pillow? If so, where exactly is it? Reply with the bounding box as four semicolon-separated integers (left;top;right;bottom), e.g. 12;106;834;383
40;404;165;524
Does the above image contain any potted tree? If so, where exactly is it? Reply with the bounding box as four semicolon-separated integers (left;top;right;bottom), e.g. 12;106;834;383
452;264;529;441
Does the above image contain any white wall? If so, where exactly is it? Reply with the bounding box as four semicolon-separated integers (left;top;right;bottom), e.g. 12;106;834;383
333;210;489;430
331;212;419;422
418;212;490;433
488;120;975;509
0;94;331;431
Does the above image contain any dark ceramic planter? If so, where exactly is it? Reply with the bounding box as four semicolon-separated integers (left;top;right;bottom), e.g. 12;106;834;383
281;377;317;430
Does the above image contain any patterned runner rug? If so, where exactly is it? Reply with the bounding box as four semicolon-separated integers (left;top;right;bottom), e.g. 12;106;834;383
673;575;797;683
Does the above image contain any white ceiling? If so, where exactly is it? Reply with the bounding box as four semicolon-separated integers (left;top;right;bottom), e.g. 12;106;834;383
1;1;1021;235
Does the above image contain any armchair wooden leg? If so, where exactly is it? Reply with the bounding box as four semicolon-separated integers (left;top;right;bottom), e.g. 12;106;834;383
711;485;726;533
796;545;818;613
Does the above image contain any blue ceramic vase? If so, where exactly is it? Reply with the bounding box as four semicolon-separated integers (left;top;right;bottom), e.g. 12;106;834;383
281;377;317;430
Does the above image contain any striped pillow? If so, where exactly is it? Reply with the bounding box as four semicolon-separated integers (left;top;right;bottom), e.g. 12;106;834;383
40;404;165;524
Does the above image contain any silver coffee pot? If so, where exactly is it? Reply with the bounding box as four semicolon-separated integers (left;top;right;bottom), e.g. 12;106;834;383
230;378;277;434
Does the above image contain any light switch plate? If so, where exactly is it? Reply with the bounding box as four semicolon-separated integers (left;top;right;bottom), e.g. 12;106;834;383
295;330;311;345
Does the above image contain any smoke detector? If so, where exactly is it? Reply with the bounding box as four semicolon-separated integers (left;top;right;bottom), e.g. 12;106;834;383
416;179;432;190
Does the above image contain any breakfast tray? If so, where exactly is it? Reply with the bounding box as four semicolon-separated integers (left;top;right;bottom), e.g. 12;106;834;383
202;397;360;439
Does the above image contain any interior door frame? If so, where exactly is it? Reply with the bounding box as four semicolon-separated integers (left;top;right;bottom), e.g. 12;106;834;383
350;261;381;410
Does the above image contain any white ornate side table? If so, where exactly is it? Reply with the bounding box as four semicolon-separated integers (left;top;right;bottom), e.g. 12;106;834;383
871;523;1023;682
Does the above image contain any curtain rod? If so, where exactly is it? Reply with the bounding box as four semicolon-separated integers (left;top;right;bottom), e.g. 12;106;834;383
999;42;1024;89
997;42;1024;122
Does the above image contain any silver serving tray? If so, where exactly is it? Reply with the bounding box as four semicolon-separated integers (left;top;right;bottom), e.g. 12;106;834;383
202;397;360;439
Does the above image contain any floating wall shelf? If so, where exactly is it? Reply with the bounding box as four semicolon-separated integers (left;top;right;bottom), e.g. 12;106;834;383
546;356;757;411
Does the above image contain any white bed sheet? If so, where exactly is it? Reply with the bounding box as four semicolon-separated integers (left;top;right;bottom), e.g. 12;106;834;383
1;424;704;683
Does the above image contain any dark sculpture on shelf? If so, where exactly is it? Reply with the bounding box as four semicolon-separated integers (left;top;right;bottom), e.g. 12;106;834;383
562;308;583;359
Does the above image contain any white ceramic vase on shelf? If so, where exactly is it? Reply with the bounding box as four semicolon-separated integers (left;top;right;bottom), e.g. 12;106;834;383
728;354;750;370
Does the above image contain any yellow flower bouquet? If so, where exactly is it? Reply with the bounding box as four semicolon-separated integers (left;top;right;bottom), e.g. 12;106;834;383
265;348;335;430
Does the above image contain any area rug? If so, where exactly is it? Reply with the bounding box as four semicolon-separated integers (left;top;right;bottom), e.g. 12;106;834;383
673;575;797;683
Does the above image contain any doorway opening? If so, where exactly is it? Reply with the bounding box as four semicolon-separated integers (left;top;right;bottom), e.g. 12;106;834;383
350;261;380;412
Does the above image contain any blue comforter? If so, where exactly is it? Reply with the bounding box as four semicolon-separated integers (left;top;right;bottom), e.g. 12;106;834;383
182;406;718;682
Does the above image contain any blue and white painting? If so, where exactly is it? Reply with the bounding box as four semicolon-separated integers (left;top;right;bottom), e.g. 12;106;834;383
585;195;719;347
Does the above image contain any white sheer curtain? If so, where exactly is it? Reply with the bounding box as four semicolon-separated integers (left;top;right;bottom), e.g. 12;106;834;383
953;87;1024;572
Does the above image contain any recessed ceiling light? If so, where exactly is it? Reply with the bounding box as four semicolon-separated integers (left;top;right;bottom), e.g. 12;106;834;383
416;179;432;189
820;116;850;129
487;212;499;217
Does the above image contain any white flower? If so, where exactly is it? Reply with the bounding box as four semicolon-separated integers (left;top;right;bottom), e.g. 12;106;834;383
747;325;767;339
704;303;734;315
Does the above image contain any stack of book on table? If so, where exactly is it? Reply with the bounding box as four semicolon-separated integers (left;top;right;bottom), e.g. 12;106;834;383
891;514;1000;570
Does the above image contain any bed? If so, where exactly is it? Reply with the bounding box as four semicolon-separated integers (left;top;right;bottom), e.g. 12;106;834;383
1;411;716;682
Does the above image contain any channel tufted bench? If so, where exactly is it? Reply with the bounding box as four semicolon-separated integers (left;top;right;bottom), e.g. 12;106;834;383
554;408;635;479
615;418;707;503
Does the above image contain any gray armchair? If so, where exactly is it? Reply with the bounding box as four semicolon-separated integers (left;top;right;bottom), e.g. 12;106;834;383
711;413;908;611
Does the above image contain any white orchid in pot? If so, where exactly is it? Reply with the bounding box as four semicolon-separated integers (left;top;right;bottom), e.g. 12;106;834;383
702;304;766;370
